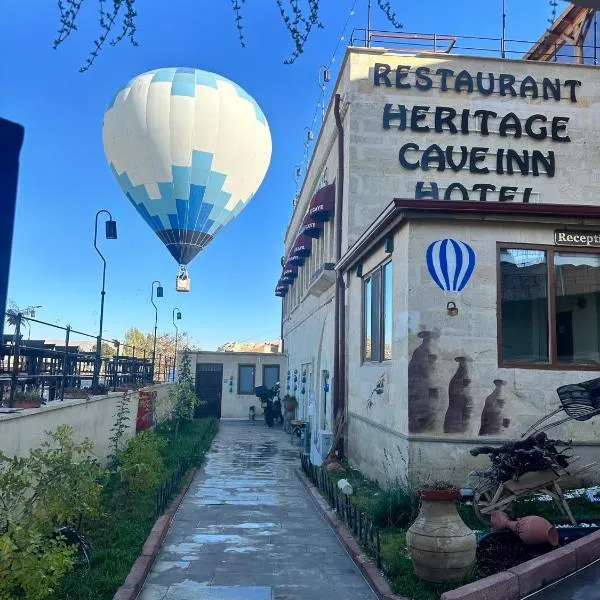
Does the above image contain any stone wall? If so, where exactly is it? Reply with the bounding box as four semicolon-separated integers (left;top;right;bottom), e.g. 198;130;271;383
0;383;173;462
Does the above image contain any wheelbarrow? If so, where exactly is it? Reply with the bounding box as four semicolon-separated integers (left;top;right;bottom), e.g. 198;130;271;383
470;377;600;525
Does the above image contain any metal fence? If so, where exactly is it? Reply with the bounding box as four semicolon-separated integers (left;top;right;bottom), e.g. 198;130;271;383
0;314;175;407
349;28;600;64
300;453;382;569
155;456;191;515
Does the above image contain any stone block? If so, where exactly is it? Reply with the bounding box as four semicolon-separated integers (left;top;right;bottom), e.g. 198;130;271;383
440;572;519;600
508;545;577;596
123;555;154;589
566;530;600;570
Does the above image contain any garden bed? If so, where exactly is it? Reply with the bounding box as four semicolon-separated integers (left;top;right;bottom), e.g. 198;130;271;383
48;418;218;600
308;460;600;600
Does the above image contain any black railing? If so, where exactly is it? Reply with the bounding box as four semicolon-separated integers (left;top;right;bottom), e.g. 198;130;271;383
156;457;191;516
1;314;176;407
301;453;382;569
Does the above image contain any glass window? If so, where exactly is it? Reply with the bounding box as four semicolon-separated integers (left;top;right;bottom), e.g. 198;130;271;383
499;247;600;368
554;253;600;365
384;261;393;360
500;249;549;363
363;261;392;362
263;364;280;389
363;278;372;361
238;364;255;394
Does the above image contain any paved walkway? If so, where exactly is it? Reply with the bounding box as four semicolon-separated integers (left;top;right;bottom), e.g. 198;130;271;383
527;559;600;599
140;421;377;600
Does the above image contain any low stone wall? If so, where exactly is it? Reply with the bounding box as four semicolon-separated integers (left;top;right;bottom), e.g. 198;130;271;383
0;383;173;462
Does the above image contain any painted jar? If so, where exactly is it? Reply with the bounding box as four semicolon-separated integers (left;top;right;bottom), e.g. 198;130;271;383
407;489;476;583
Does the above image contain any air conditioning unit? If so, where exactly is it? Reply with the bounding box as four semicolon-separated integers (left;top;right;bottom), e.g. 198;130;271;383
316;430;333;461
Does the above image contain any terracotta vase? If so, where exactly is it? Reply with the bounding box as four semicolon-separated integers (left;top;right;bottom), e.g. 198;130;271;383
491;511;559;546
407;489;476;583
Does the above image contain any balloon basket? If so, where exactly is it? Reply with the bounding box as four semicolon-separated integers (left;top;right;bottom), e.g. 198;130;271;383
176;265;191;293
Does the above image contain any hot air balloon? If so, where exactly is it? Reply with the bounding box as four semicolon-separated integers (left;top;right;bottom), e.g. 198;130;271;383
426;239;476;293
102;68;272;291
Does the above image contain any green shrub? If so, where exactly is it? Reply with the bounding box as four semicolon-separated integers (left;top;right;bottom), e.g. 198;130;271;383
0;425;102;600
119;431;166;493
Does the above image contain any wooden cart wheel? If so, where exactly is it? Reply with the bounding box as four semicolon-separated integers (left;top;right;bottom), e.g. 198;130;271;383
473;482;516;524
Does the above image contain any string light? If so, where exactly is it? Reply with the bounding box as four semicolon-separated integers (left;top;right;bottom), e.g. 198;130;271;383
293;0;359;205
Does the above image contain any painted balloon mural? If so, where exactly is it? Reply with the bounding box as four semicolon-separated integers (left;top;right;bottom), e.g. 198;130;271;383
426;239;476;293
102;67;272;291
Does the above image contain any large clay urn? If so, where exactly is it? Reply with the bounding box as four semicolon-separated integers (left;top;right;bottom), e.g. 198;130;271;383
407;488;476;583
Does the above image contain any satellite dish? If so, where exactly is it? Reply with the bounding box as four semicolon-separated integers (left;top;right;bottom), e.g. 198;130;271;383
569;1;600;8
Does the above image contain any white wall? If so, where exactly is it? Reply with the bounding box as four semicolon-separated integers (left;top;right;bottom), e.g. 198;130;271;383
0;383;174;462
187;351;286;418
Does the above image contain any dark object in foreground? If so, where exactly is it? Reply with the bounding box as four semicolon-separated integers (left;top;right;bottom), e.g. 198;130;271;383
477;530;557;575
0;118;24;344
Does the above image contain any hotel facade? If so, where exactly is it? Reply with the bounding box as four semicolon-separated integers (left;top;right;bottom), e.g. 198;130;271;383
277;7;600;484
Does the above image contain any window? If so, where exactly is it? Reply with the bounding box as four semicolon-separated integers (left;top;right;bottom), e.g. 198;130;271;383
363;261;393;362
499;246;600;368
238;364;256;394
263;364;280;389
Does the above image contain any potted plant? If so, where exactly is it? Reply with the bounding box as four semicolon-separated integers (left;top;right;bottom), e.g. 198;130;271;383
406;480;476;583
283;395;298;413
14;390;43;408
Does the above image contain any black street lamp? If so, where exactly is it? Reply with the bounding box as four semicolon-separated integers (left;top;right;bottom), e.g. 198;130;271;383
172;307;182;381
92;210;117;390
151;280;163;382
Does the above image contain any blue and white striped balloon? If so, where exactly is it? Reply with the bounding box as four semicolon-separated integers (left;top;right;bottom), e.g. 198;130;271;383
102;68;272;266
426;239;476;292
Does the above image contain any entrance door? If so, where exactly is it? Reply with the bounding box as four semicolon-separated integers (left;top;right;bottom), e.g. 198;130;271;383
195;363;223;418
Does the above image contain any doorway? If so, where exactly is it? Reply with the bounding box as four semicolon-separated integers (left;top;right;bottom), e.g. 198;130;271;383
195;363;223;418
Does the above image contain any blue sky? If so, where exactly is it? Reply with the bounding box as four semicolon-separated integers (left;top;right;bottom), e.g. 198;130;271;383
1;0;563;349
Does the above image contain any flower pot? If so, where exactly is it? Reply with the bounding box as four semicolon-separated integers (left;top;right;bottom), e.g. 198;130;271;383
407;489;476;583
15;399;42;408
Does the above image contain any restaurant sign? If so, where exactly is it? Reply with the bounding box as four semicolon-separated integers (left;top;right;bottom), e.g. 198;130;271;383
554;230;600;247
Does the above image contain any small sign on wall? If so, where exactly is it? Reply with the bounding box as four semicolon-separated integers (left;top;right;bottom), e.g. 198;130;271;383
554;230;600;248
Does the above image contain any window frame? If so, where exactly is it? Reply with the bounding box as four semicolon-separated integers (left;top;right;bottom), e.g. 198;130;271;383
237;363;256;394
361;259;393;364
497;242;600;371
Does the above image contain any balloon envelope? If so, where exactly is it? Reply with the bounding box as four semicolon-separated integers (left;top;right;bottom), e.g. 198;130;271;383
426;239;476;292
102;68;272;265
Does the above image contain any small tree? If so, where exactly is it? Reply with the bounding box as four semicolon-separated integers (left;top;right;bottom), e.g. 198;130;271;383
169;349;199;438
108;392;132;460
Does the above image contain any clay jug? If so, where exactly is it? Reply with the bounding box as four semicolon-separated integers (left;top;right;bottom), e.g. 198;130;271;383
491;511;559;546
407;489;476;583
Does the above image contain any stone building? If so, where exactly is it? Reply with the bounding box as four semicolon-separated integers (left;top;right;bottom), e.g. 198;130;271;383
187;350;285;419
277;7;600;483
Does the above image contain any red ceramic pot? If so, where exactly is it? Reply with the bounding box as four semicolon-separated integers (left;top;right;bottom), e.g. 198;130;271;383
417;489;460;502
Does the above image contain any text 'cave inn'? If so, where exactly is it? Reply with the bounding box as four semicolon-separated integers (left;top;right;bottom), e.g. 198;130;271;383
276;6;600;485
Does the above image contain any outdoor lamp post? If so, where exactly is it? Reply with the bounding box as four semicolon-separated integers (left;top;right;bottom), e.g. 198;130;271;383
151;280;163;382
92;210;117;390
172;308;182;381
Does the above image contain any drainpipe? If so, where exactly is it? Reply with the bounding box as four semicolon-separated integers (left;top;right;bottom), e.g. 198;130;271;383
333;93;346;457
280;298;285;354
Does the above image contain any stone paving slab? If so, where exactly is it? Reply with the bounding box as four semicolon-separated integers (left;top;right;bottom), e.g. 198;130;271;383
525;559;600;600
139;421;377;600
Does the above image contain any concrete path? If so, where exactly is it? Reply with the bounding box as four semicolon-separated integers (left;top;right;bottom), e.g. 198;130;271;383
526;559;600;599
140;421;377;600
